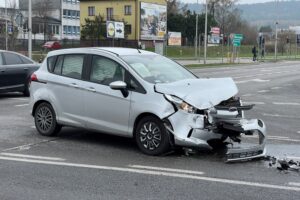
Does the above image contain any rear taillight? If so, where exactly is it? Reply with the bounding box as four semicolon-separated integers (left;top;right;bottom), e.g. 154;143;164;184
31;73;38;82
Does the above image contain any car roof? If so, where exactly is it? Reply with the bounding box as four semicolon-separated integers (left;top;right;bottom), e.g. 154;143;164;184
46;47;158;57
0;50;35;62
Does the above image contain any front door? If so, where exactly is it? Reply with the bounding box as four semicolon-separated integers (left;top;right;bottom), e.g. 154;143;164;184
83;55;131;136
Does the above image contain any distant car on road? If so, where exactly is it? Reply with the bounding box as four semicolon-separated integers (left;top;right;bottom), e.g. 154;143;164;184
0;50;40;96
42;41;62;50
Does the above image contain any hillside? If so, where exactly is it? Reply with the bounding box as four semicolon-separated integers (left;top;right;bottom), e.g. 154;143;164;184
186;0;300;28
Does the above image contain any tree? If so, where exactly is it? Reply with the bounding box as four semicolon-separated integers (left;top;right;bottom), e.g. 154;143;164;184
167;0;188;15
81;15;106;45
259;26;272;33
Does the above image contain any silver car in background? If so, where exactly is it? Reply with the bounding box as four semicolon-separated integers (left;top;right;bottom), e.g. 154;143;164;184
30;48;266;161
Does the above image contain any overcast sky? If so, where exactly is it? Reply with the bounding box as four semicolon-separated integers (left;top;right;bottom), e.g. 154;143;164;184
184;0;276;4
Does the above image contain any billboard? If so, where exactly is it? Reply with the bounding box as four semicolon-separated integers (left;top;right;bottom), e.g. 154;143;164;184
168;32;182;46
140;2;167;40
106;21;124;39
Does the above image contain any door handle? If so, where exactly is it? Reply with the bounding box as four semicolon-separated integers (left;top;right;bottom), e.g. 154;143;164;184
24;68;29;71
86;87;96;92
69;83;79;88
0;70;5;73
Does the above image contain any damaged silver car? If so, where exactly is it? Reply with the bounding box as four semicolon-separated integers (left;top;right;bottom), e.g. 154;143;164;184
30;48;266;161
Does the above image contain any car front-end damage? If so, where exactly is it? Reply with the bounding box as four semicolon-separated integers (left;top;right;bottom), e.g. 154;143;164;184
155;78;267;162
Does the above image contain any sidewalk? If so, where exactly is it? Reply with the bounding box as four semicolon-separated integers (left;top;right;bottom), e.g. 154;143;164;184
173;58;254;66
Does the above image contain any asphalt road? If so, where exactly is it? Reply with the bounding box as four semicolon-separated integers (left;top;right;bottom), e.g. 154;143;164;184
0;61;300;200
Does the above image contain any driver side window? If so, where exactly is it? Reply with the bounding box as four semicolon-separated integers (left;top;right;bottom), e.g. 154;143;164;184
90;56;125;86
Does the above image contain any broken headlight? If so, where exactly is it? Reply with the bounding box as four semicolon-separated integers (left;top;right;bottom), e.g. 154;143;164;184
164;94;196;113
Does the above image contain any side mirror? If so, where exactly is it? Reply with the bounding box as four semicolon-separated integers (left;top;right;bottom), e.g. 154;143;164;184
109;81;129;97
109;81;127;90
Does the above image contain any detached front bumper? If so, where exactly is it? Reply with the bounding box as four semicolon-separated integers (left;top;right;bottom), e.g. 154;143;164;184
225;119;267;162
165;110;267;162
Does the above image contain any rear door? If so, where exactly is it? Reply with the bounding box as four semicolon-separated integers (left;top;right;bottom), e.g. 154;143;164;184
47;54;87;127
1;52;27;91
82;55;131;136
0;53;6;90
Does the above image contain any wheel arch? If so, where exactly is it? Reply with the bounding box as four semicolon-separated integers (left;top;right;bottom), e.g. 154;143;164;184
32;100;52;116
133;112;175;146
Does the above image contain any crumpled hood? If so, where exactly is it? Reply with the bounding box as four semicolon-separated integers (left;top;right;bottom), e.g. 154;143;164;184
155;78;238;110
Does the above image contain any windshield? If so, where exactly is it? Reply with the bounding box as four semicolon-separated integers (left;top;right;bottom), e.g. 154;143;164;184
121;55;197;84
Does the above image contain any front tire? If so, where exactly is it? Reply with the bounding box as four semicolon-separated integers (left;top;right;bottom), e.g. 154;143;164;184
34;103;61;136
135;116;171;155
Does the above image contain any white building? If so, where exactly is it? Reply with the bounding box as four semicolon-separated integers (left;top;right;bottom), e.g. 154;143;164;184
18;0;81;41
61;0;80;40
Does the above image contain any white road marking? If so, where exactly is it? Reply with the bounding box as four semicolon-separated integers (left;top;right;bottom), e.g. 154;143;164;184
243;101;265;105
297;131;300;134
242;94;253;97
31;126;36;129
14;104;29;107
235;79;270;84
287;157;300;161
260;69;272;72
273;102;300;106
0;156;300;192
271;87;282;90
129;165;204;175
267;138;300;142
0;153;65;161
262;113;300;119
2;139;58;152
288;182;300;187
268;136;290;139
257;90;270;93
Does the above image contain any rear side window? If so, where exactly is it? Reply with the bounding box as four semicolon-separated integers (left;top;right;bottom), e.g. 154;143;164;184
3;52;23;65
61;55;84;79
53;56;63;74
47;56;57;72
20;56;33;64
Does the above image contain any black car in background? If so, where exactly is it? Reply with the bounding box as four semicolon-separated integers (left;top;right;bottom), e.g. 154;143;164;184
0;50;40;96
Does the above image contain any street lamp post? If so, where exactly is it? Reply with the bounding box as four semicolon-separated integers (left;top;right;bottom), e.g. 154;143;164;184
28;0;32;59
5;0;8;50
195;0;199;58
204;0;208;64
275;21;278;61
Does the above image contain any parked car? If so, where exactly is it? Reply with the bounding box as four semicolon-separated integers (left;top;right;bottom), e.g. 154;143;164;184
42;41;62;50
0;50;40;96
30;48;266;161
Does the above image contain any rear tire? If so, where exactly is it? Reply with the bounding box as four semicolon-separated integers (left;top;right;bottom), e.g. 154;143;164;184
23;81;30;97
34;103;61;136
135;116;171;156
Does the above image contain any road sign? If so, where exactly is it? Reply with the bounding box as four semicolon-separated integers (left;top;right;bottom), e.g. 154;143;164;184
234;34;243;40
114;22;124;39
106;21;124;39
8;22;13;34
232;34;243;47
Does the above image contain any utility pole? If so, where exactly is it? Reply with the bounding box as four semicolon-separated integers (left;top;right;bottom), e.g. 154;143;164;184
195;0;199;59
5;0;8;50
204;0;208;64
275;21;278;61
28;0;32;59
274;0;279;61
